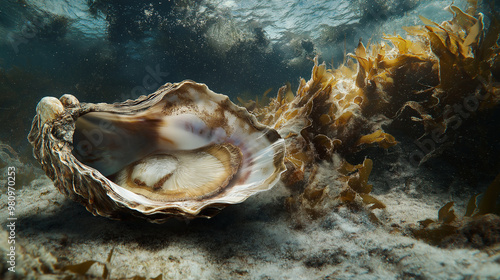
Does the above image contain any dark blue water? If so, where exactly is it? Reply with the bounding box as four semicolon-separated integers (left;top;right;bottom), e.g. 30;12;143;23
0;0;490;155
0;2;499;278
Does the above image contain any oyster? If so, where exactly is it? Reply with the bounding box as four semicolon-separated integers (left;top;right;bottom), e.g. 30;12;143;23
28;81;286;222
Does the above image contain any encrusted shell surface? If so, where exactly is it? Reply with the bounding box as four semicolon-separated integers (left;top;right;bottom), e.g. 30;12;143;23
28;81;286;222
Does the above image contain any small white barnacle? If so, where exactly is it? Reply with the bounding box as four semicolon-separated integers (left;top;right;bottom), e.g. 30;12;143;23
36;97;65;125
28;81;286;222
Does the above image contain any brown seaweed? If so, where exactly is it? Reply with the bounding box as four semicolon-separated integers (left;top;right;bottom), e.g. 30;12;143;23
412;173;500;247
253;5;499;228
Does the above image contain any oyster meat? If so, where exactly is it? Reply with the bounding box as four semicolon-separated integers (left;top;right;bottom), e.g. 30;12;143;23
28;81;286;222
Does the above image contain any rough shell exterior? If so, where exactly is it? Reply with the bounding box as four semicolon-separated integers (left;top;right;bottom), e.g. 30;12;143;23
28;81;286;222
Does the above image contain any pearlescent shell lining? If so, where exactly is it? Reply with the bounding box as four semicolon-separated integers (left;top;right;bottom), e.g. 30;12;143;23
28;81;286;222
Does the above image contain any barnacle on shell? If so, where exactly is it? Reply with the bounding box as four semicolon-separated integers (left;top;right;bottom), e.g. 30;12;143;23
28;81;286;222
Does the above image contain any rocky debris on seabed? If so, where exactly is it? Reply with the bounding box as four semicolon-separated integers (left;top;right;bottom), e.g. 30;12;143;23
0;160;499;279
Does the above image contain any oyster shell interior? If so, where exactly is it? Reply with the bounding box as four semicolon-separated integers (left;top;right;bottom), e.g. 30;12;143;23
27;81;287;219
73;110;244;201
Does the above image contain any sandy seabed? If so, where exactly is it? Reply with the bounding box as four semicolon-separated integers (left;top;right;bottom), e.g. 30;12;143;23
0;0;499;278
1;139;499;280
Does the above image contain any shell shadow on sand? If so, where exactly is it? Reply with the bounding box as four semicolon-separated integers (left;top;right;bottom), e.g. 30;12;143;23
17;186;291;263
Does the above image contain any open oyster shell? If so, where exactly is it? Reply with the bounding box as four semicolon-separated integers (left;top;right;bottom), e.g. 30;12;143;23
28;81;286;222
